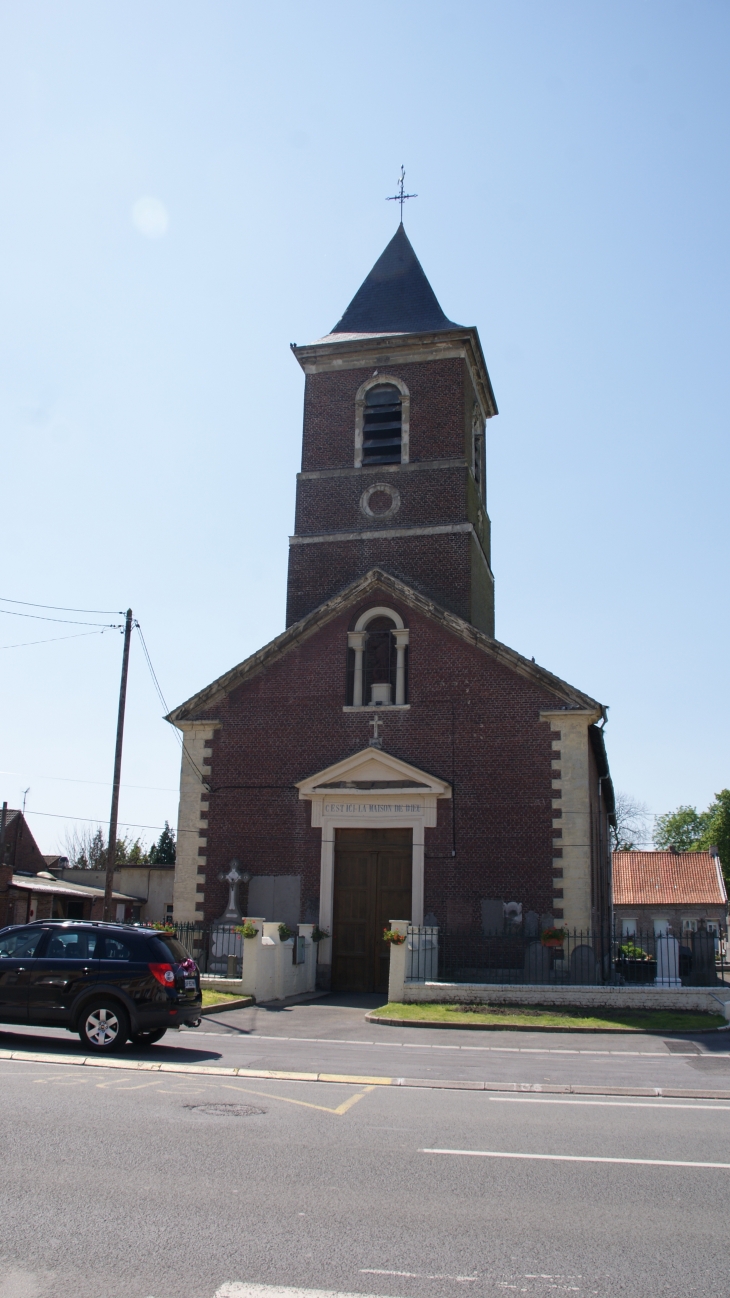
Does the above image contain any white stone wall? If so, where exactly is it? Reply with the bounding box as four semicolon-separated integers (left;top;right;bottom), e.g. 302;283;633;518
172;721;219;922
541;709;599;932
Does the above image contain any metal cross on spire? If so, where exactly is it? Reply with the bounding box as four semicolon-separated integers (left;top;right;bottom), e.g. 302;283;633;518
386;165;417;222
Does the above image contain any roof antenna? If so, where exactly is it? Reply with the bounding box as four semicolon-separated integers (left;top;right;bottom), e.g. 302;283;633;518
386;165;417;224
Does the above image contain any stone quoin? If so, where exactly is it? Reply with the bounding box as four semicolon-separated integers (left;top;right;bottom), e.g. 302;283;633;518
167;222;615;993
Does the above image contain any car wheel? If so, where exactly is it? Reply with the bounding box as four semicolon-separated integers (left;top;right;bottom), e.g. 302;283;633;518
130;1028;167;1047
79;1001;129;1052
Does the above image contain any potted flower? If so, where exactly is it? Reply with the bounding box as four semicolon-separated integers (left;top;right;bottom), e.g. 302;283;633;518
234;921;259;939
278;923;295;942
382;928;407;945
311;926;330;944
540;926;567;949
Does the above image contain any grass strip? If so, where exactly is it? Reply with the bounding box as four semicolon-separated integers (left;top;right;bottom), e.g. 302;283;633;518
201;989;251;1008
375;1001;726;1032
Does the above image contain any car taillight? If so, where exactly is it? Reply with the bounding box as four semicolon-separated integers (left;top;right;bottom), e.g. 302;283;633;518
149;963;175;986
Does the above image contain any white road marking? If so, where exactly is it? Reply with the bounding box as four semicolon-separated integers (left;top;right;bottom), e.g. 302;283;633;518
215;1285;401;1298
489;1096;730;1110
184;1030;728;1058
361;1268;477;1281
422;1148;730;1168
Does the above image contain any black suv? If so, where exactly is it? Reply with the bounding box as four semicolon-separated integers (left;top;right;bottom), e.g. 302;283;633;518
0;921;202;1052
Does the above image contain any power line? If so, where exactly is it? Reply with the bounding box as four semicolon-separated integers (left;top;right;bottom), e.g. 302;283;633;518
0;596;123;614
0;608;122;628
0;769;178;793
23;808;193;832
135;621;210;791
0;629;113;650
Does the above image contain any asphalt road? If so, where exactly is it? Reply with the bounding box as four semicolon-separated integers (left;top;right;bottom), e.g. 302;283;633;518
2;994;730;1093
2;998;730;1298
2;1045;730;1298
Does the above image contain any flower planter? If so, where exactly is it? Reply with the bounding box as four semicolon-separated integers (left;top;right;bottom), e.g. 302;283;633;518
541;939;565;949
616;958;656;984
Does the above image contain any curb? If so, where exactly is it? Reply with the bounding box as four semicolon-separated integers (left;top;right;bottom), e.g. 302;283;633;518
1;1048;730;1101
201;997;254;1015
365;1012;730;1035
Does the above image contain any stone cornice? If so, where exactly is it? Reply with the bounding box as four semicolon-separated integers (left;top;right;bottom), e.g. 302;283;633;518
291;327;497;421
297;457;465;482
166;568;603;725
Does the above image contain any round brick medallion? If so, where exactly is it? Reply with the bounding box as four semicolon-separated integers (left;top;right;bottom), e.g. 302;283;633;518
360;482;401;520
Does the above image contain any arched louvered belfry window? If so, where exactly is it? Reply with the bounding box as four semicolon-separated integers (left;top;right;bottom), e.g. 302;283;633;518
362;384;402;464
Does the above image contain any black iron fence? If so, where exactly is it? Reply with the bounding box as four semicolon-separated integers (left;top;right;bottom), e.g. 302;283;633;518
145;920;729;987
152;922;307;976
152;923;244;976
404;925;730;987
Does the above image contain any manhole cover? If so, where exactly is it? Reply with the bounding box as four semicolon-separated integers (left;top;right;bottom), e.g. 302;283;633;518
184;1102;267;1117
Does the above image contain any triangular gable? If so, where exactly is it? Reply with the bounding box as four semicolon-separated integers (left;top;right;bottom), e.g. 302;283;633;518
167;568;603;725
295;747;451;800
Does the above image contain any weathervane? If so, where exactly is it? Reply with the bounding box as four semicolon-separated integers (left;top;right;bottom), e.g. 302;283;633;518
386;165;417;222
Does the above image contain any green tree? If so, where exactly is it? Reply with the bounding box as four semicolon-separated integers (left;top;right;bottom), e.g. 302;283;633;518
654;791;730;885
149;821;176;864
697;790;730;885
654;805;710;853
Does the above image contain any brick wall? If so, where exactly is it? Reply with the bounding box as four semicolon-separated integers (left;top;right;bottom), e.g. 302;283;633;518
287;532;477;628
301;358;469;472
189;594;571;929
288;355;494;633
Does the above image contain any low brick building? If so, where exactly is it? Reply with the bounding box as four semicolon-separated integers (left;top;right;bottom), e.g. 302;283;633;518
0;809;152;926
613;849;728;939
169;223;615;992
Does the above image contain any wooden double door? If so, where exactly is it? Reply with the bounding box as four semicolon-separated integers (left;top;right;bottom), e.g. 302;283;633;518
331;828;412;993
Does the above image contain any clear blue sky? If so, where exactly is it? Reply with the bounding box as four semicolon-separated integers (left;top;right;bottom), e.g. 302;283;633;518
1;1;728;854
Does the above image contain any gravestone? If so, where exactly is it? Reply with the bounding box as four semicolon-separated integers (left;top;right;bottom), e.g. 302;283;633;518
570;944;596;985
524;911;539;939
247;875;301;931
481;899;504;936
524;941;551;984
654;935;681;987
689;930;718;986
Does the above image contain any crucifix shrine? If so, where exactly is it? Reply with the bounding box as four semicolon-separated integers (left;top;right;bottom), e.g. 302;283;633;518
217;860;249;922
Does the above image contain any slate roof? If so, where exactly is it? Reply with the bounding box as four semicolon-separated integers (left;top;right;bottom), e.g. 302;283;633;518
612;852;727;907
326;224;461;338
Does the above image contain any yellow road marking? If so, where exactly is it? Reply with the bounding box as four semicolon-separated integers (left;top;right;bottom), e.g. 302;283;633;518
33;1075;88;1085
220;1082;376;1116
95;1079;165;1090
319;1074;392;1086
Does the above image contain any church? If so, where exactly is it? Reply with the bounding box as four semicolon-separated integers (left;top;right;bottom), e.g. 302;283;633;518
168;223;615;992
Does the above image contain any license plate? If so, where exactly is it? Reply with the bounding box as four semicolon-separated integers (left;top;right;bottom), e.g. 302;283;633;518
184;979;196;990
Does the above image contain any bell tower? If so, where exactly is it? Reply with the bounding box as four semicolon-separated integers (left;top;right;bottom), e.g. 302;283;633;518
287;224;498;635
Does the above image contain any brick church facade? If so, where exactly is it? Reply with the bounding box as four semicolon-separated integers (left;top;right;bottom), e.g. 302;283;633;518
169;224;615;992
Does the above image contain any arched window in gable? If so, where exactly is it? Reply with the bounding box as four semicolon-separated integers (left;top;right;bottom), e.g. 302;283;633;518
346;607;409;707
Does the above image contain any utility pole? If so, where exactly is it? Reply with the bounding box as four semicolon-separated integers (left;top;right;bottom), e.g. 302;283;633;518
103;608;133;921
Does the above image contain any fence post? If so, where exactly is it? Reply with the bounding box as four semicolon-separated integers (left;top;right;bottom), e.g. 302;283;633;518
387;920;409;1003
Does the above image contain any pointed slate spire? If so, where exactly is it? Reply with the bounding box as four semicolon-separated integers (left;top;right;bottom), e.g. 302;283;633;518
330;224;461;336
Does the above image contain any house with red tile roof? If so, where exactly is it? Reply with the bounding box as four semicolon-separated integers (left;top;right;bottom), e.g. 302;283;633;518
612;849;727;940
